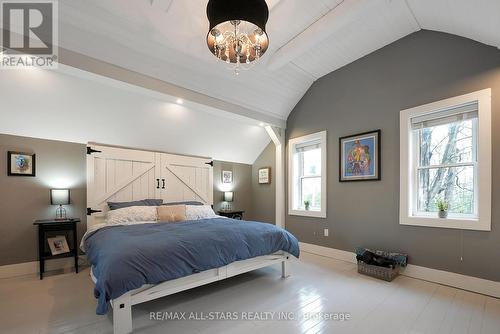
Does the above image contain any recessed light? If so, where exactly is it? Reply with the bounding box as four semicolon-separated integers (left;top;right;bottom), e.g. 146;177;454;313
176;98;184;104
259;122;265;127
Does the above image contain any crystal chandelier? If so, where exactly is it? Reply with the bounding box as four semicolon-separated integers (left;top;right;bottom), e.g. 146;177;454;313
206;0;269;75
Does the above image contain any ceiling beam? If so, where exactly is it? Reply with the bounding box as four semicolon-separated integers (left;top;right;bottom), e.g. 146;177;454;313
57;47;286;128
1;28;286;128
149;0;174;12
267;0;378;71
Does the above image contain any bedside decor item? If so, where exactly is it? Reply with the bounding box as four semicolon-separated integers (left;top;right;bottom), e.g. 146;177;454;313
222;170;233;184
206;0;269;75
47;235;70;255
223;191;234;202
223;191;233;210
437;199;449;218
258;167;271;184
33;218;81;279
339;130;381;182
7;151;36;176
51;189;70;220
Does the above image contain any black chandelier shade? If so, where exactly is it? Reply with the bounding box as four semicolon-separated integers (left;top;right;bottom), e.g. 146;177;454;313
207;0;269;32
206;0;270;65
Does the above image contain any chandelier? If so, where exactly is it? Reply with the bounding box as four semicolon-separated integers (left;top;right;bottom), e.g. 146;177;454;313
206;0;269;74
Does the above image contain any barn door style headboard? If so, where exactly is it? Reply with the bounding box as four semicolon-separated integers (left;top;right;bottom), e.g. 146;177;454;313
86;144;214;228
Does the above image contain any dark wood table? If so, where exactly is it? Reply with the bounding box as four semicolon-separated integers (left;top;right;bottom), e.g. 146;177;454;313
33;218;81;279
217;210;245;220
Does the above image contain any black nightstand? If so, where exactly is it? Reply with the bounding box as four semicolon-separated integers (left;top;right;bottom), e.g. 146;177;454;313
33;218;81;279
217;210;245;220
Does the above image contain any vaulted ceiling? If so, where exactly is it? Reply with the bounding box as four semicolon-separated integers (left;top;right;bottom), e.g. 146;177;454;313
56;0;500;122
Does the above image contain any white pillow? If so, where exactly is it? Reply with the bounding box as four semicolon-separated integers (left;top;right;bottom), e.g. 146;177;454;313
186;205;217;220
105;206;158;225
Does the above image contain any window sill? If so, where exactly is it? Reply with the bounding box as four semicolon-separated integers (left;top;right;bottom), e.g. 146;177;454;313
400;215;490;231
289;209;326;218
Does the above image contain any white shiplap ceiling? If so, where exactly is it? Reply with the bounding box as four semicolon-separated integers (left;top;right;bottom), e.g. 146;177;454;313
54;0;500;122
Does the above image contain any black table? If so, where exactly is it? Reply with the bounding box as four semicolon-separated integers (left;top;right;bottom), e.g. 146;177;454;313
217;210;245;220
33;218;81;279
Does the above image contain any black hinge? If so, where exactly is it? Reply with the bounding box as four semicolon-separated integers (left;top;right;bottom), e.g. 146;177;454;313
87;147;102;155
87;208;102;216
205;161;214;167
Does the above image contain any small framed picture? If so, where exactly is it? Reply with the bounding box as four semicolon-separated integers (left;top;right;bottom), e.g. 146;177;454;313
258;167;271;184
222;170;233;184
339;130;381;182
8;151;36;177
47;236;70;255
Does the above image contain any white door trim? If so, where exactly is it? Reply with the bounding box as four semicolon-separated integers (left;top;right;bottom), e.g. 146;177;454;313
265;126;285;228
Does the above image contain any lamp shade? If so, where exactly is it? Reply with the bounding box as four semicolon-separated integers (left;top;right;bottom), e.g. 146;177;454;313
223;191;234;202
50;189;70;205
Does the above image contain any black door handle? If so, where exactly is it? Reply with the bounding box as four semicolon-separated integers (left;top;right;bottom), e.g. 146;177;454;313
156;178;160;189
162;179;166;189
87;208;102;216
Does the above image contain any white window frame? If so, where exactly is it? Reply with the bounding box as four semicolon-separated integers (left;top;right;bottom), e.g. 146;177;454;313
400;89;491;231
288;131;327;218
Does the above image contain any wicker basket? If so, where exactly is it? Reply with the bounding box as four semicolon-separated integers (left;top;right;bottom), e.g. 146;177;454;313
357;261;400;282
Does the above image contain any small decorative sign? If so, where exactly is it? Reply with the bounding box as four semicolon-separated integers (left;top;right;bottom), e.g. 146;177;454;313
258;167;271;184
8;151;36;176
222;170;233;184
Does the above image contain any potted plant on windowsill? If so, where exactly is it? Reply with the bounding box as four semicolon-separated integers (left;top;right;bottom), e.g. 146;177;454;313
304;200;311;211
437;199;449;219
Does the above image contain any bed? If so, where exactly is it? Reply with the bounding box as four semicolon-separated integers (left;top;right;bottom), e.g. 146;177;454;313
82;213;299;334
84;145;299;334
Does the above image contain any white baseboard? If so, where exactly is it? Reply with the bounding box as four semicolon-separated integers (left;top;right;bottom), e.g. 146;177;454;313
0;256;87;279
300;242;357;264
299;242;500;298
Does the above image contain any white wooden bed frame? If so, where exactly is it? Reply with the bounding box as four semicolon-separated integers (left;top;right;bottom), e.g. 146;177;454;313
86;144;293;334
97;251;291;334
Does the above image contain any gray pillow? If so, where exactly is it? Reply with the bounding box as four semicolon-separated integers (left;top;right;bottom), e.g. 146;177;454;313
163;201;204;206
107;199;163;211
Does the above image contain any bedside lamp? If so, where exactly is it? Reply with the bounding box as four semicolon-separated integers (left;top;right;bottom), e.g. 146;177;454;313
51;189;70;220
223;191;233;211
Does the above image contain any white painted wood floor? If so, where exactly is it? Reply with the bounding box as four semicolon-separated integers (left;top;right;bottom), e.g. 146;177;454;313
1;252;499;334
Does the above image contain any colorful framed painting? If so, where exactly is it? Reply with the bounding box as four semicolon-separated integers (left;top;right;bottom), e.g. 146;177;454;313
7;151;36;177
339;130;381;182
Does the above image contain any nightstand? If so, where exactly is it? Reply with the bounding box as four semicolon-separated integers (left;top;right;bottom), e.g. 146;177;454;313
33;218;81;279
217;210;245;220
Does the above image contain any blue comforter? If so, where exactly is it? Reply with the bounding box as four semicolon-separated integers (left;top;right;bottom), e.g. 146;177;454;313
84;218;300;314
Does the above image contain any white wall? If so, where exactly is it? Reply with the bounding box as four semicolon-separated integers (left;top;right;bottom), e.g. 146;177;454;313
0;67;271;164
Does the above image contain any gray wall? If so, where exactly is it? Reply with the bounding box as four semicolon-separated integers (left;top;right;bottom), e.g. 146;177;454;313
0;134;87;266
213;160;253;218
251;143;276;224
286;30;500;282
0;134;271;266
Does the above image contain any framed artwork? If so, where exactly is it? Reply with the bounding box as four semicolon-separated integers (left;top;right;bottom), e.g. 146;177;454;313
222;170;233;184
8;151;36;177
339;130;381;182
47;235;70;255
258;167;271;184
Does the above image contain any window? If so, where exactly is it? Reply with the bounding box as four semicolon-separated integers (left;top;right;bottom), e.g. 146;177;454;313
288;131;327;218
400;89;491;231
